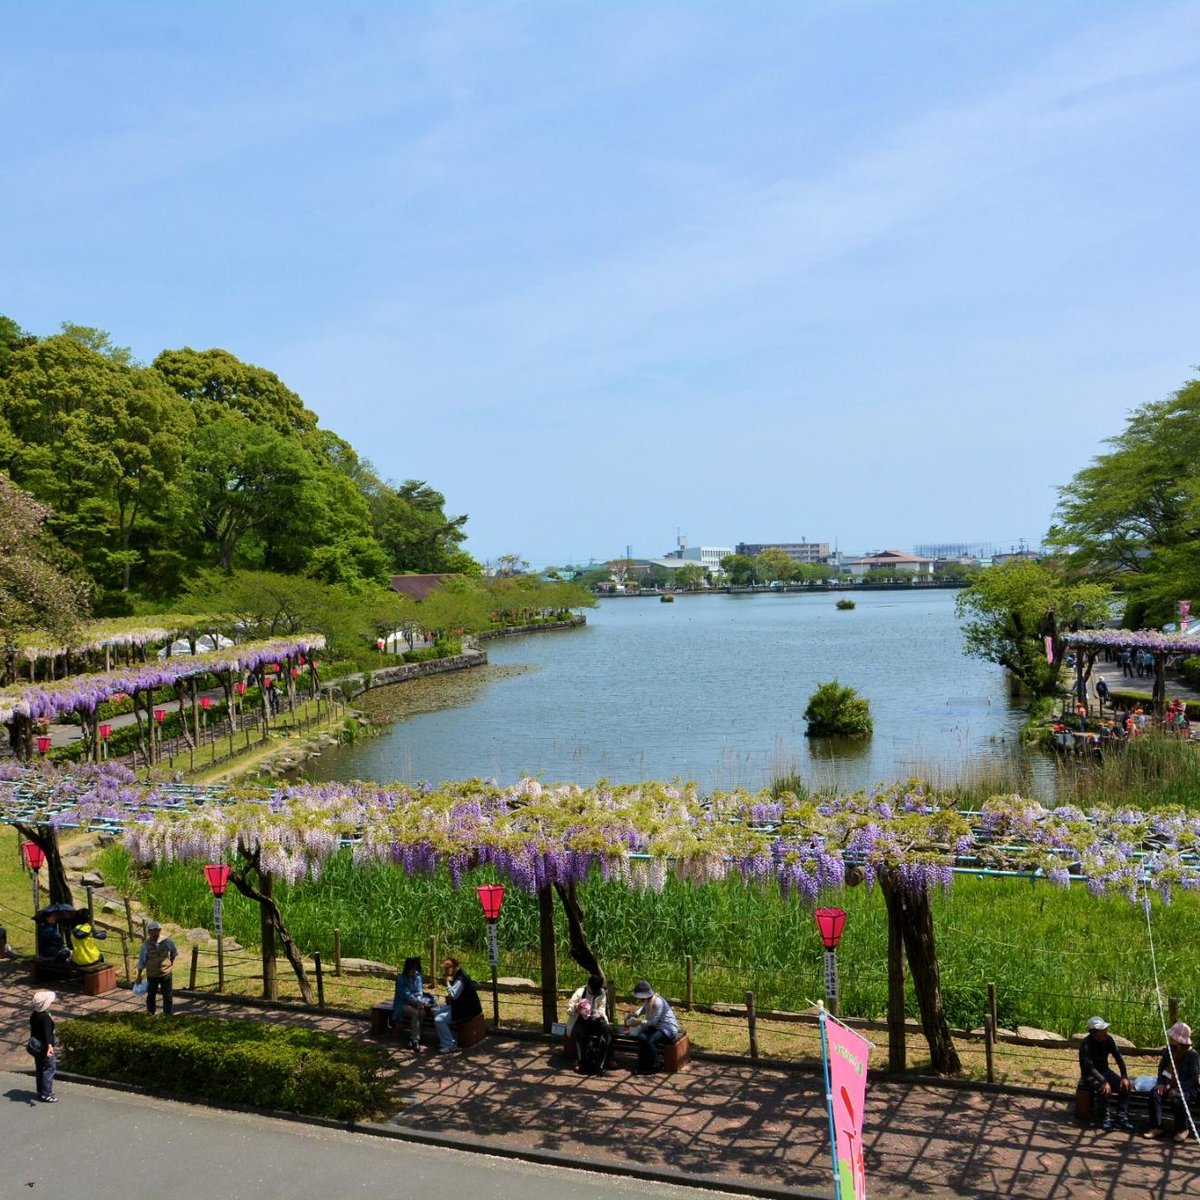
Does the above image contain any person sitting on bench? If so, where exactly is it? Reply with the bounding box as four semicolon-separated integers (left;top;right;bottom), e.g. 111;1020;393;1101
567;974;611;1074
393;957;434;1053
625;980;680;1075
436;958;483;1054
68;909;107;967
1079;1015;1133;1131
1145;1022;1200;1141
35;911;71;962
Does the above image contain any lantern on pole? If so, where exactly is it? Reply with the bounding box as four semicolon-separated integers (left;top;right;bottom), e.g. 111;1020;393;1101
477;884;506;1028
36;736;51;756
204;864;231;993
814;907;847;1017
22;842;45;912
154;709;166;725
99;723;112;759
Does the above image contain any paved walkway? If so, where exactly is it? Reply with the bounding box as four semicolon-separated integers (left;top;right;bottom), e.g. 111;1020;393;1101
2;963;1196;1199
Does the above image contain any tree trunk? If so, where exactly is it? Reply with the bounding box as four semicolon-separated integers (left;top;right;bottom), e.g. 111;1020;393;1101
230;859;313;1005
880;869;961;1075
17;824;74;906
553;880;603;979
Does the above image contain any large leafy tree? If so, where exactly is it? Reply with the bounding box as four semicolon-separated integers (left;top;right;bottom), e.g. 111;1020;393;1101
370;479;471;574
1048;375;1200;626
956;559;1111;698
0;331;194;595
153;347;318;442
755;547;796;583
720;553;757;586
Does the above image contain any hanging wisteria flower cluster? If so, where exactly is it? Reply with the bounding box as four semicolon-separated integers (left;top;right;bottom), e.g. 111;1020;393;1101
16;615;218;663
4;767;1200;903
0;635;325;724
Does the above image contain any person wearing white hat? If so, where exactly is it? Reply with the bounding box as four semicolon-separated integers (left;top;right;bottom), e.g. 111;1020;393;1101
29;990;57;1102
1146;1022;1200;1141
1078;1016;1133;1131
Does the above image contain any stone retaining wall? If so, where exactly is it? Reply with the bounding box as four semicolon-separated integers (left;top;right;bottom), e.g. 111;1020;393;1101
356;649;488;693
478;616;586;639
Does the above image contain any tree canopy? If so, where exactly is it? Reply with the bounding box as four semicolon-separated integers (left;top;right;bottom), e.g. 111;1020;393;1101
1048;374;1200;626
0;313;479;611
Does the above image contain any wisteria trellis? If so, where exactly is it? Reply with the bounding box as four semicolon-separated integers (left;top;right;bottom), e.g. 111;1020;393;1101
4;765;1199;903
0;635;326;725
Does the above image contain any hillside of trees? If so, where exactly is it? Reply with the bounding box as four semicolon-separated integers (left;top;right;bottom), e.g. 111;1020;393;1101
0;315;477;614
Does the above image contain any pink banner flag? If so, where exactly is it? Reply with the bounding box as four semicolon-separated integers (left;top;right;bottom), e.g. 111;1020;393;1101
820;1008;872;1199
1181;600;1191;632
1045;635;1054;664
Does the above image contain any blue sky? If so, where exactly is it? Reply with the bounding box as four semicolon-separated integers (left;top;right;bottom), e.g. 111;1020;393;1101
4;1;1199;567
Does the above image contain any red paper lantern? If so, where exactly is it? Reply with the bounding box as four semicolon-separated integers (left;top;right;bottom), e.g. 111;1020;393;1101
22;842;45;871
476;884;506;921
298;655;306;666
36;736;51;756
814;907;847;950
235;682;247;696
154;709;166;724
376;638;385;651
291;667;299;679
200;696;212;710
204;864;231;896
272;662;280;673
263;676;273;689
99;723;112;741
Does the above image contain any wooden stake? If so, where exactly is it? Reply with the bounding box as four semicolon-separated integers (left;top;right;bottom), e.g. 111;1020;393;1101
189;945;199;990
334;927;342;977
746;990;759;1059
685;954;694;1010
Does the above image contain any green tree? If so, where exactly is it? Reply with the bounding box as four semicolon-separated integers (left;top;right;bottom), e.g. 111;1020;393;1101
0;334;194;595
370;480;470;573
674;563;705;589
803;681;873;737
755;547;796;583
720;554;757;586
153;347;318;441
955;560;1111;698
1048;375;1200;626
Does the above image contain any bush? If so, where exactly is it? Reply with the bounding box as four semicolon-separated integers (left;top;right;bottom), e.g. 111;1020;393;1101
57;1013;388;1120
1181;657;1200;690
835;598;856;610
803;680;873;737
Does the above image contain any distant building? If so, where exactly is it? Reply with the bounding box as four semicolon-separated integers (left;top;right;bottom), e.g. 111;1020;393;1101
840;550;935;578
661;535;733;576
736;541;830;564
390;573;453;601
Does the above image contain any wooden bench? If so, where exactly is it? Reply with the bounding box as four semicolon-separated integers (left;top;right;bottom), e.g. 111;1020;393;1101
1075;1080;1154;1125
370;1001;487;1049
561;1025;690;1073
29;960;117;996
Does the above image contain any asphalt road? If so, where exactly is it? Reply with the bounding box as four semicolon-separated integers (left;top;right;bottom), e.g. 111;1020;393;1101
0;1070;739;1200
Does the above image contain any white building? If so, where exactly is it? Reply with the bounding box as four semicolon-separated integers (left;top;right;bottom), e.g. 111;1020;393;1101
663;535;733;575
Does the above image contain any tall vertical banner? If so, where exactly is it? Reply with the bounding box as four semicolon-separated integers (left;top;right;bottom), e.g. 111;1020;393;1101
820;1007;872;1200
1180;600;1191;633
1044;635;1054;665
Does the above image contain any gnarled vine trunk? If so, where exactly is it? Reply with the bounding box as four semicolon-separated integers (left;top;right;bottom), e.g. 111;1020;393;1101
230;850;314;1005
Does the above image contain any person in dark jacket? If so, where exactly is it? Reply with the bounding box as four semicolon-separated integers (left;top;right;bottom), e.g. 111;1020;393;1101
435;958;483;1053
1145;1022;1200;1141
1079;1015;1133;1131
35;911;70;961
30;990;57;1102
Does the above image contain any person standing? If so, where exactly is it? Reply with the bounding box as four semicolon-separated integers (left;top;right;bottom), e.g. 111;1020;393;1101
625;980;681;1074
1096;677;1110;711
30;990;57;1102
135;922;178;1015
1079;1015;1133;1131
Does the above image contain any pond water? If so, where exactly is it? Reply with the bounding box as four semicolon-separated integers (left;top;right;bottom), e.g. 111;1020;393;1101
308;589;1054;794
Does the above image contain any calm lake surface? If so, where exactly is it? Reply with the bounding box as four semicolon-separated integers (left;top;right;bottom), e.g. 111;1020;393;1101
309;590;1052;794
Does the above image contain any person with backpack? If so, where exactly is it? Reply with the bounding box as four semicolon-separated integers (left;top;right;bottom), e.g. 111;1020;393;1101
68;908;107;966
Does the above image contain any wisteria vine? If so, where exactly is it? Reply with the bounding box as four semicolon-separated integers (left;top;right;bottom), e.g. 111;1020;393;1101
3;765;1199;904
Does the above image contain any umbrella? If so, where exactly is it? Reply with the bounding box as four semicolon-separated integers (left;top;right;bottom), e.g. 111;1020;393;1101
34;903;77;920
